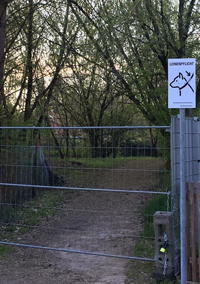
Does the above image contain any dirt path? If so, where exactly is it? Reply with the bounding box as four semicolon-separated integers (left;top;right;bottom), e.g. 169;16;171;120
0;159;164;283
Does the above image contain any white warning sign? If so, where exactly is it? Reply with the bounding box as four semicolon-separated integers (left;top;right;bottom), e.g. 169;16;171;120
168;58;196;108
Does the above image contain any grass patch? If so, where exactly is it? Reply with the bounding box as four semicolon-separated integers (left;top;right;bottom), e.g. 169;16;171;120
126;170;174;283
0;244;14;259
69;156;129;168
126;262;177;284
154;170;171;192
0;188;73;246
142;194;171;237
19;189;72;226
142;171;171;238
134;237;155;259
69;156;158;168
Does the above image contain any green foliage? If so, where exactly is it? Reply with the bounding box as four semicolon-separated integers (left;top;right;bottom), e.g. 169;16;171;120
129;169;174;282
134;237;155;259
142;171;171;238
0;189;72;237
68;156;135;168
0;245;14;259
18;189;69;227
142;194;171;238
133;169;171;257
2;0;200;127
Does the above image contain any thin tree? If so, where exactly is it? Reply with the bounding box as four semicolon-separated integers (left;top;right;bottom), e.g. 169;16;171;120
0;0;13;121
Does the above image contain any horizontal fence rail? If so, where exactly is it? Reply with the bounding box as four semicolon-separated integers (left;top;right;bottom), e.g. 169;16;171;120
0;126;171;261
0;241;156;262
0;126;170;129
0;183;171;195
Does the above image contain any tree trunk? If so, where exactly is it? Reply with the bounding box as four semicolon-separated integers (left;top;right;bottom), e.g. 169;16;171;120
0;3;6;113
24;0;34;122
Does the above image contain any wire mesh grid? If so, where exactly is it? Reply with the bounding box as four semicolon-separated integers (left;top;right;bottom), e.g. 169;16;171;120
171;116;200;276
0;126;170;260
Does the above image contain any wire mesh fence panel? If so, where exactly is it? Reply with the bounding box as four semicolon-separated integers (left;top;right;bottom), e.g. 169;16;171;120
0;126;170;260
171;116;200;277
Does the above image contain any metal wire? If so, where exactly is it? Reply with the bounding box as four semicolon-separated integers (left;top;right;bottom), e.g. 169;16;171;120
0;126;171;261
0;183;170;195
0;241;156;262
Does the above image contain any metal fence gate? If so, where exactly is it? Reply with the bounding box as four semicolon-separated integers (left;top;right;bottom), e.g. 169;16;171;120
0;126;170;262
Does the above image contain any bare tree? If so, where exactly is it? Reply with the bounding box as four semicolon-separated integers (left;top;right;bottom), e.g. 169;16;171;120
0;0;13;118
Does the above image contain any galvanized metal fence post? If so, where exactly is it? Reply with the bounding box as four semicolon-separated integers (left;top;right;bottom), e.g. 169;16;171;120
180;108;187;283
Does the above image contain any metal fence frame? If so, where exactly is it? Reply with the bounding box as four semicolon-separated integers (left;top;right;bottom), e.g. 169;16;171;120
171;115;200;280
0;125;170;264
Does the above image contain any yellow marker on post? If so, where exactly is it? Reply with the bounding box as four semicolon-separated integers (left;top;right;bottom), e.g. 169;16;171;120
160;247;166;253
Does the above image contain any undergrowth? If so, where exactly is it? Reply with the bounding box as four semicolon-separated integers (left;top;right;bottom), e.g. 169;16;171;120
0;189;73;244
126;169;177;283
0;244;14;259
69;156;150;168
142;170;171;238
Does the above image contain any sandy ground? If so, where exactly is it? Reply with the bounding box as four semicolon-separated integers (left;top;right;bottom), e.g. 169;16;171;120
0;159;164;284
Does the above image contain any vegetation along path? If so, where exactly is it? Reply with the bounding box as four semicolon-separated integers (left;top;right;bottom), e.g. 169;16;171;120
0;158;167;284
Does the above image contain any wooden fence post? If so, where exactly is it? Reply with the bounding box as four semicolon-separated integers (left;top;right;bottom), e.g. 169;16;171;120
185;182;200;282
